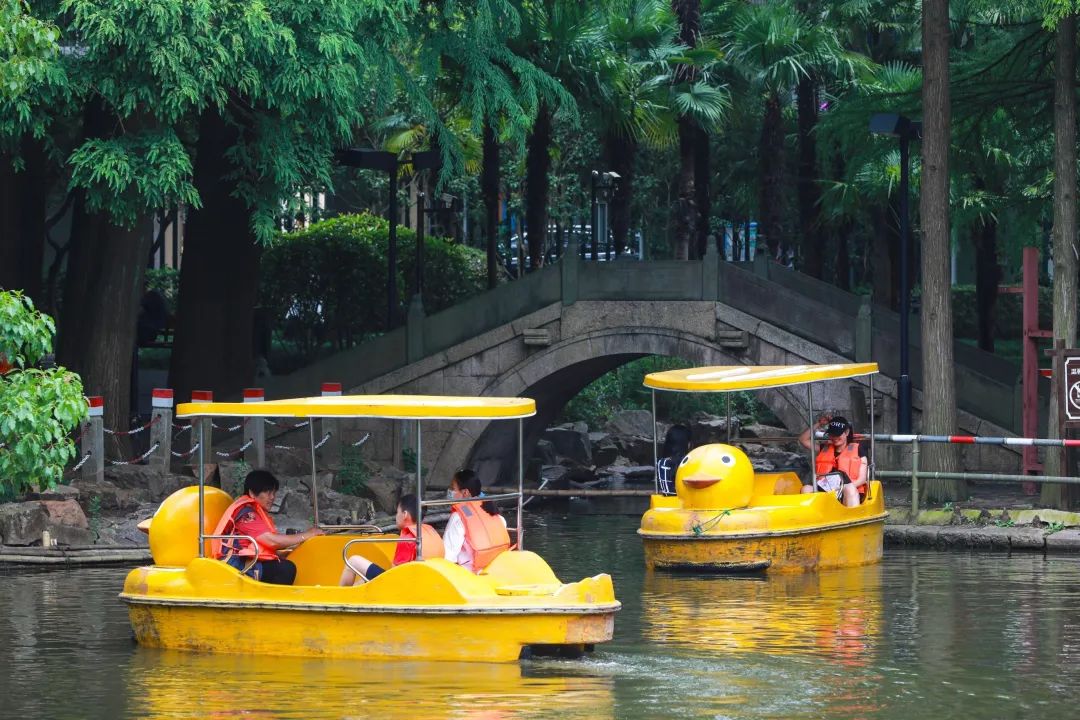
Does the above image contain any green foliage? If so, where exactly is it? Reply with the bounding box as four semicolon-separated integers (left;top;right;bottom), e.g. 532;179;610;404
145;266;180;316
337;446;370;497
0;291;86;495
0;0;59;101
949;284;1054;340
260;212;486;360
87;494;101;539
560;356;776;429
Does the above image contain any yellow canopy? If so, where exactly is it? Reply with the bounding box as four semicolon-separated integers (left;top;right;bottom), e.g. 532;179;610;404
176;394;536;420
643;363;878;392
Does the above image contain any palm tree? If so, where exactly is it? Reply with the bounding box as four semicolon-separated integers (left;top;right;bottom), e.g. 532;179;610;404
723;0;869;262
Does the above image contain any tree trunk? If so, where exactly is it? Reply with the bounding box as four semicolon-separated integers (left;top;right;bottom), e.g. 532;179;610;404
972;215;1000;353
919;0;964;501
673;116;696;261
694;125;711;258
482;122;500;288
759;92;784;259
797;73;823;278
0;138;47;301
169;110;260;404
1043;15;1080;506
835;219;852;291
524;103;552;271
56;98;153;442
672;0;700;262
605;130;635;256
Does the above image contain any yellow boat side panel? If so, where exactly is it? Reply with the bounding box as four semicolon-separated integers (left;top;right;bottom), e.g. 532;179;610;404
177;394;536;419
649;495;683;510
121;551;619;662
644;362;878;392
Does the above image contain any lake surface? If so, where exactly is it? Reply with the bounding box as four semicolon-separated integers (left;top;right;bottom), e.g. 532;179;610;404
3;511;1080;719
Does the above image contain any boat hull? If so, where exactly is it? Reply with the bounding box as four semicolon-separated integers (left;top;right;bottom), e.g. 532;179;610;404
120;550;618;663
640;479;887;573
641;515;885;573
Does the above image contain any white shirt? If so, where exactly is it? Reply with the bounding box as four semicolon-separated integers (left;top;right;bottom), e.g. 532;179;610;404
443;508;507;572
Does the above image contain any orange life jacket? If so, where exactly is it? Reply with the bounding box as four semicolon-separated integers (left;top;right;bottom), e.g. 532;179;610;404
451;502;511;570
398;522;445;563
211;495;280;562
815;443;866;494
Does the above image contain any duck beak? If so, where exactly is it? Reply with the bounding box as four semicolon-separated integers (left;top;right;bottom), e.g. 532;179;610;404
682;476;721;489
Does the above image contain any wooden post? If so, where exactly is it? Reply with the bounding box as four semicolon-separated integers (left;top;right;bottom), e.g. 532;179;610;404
82;396;104;483
242;388;266;468
148;389;173;469
1021;246;1048;484
320;382;342;470
190;390;213;464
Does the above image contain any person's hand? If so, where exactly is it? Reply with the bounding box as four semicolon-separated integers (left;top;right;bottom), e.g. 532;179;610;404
815;414;832;428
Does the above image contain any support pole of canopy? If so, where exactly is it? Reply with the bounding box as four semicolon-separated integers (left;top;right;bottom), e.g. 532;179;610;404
310;422;320;527
725;393;733;442
652;389;659;494
806;385;816;483
198;422;206;558
416;420;423;558
869;375;876;498
517;418;525;551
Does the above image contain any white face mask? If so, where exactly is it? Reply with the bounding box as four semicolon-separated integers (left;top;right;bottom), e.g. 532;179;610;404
447;488;456;499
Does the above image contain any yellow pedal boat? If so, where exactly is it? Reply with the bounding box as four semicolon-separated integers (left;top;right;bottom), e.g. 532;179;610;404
120;394;619;662
639;363;887;573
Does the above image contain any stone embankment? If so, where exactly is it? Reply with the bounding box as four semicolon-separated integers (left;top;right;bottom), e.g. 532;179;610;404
885;507;1080;553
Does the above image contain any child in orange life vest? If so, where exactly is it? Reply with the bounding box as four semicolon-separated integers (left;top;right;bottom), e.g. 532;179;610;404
339;493;443;586
798;415;869;508
443;469;510;572
214;469;324;585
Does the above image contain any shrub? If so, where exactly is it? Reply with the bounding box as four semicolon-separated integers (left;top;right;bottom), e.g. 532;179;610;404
0;291;86;494
260;213;486;362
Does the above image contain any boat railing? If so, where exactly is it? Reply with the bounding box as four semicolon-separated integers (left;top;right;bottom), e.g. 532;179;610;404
203;534;260;575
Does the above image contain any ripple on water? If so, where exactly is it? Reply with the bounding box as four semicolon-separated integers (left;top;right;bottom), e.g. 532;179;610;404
3;514;1080;719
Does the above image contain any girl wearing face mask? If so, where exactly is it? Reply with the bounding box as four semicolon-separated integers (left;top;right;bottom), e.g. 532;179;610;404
442;469;510;572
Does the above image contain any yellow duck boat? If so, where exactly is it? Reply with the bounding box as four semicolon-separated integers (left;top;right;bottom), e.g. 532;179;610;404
639;363;887;572
120;394;619;663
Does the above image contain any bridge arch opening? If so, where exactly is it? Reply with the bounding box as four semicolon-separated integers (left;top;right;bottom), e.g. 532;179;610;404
451;328;818;487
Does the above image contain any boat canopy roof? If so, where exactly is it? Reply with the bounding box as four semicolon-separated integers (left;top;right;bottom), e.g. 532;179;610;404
176;394;537;420
643;363;879;392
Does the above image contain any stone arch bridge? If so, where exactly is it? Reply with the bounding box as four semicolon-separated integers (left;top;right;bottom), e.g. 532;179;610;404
267;243;1033;486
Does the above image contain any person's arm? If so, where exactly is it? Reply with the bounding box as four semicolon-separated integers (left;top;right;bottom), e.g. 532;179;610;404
255;526;324;551
853;446;869;487
799;415;830;451
443;514;465;562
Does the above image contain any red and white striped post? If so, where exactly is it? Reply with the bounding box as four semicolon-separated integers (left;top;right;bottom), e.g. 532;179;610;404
242;388;266;467
149;389;174;468
82;396;105;483
190;391;213;464
320;382;342;469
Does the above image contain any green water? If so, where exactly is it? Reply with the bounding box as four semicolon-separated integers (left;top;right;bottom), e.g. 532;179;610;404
2;512;1079;719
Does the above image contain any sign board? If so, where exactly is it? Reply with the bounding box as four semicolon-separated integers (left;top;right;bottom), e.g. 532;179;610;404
1064;353;1080;425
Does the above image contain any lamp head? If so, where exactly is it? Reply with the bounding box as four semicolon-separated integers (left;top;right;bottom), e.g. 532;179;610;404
336;148;398;172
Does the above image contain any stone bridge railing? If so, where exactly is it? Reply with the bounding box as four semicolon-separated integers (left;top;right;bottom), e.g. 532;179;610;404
268;240;1035;435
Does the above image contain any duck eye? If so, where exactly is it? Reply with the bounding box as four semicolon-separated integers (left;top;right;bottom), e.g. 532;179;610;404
679;455;691;466
721;455;733;465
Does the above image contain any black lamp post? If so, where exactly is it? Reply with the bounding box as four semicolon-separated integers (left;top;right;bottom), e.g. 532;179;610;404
869;113;921;434
338;148;401;328
410;150;442;301
590;170;620;261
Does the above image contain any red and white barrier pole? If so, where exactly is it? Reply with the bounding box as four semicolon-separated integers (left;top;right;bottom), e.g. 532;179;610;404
320;382;342;469
82;396;105;483
243;388;266;467
190;390;213;464
149;389;174;468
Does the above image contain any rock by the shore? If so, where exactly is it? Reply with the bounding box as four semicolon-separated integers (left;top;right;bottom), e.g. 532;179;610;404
543;424;592;465
0;500;94;546
603;410;655;438
688;412;740;447
363;466;412;515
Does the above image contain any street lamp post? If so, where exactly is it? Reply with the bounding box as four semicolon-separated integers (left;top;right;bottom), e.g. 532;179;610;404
337;148;400;328
869;113;921;434
590;171;620;261
410;150;442;301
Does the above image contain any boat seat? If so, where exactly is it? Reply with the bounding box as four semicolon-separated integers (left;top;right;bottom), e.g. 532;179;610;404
753;472;803;496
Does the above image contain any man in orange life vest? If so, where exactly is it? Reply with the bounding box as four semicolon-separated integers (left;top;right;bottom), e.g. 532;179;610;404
213;470;324;585
798;415;869;508
443;469;510;573
338;493;443;585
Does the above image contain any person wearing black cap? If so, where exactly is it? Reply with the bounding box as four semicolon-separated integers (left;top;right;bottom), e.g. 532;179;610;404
798;414;868;507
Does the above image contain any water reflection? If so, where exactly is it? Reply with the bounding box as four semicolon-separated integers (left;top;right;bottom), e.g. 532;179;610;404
642;564;882;663
128;650;615;720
